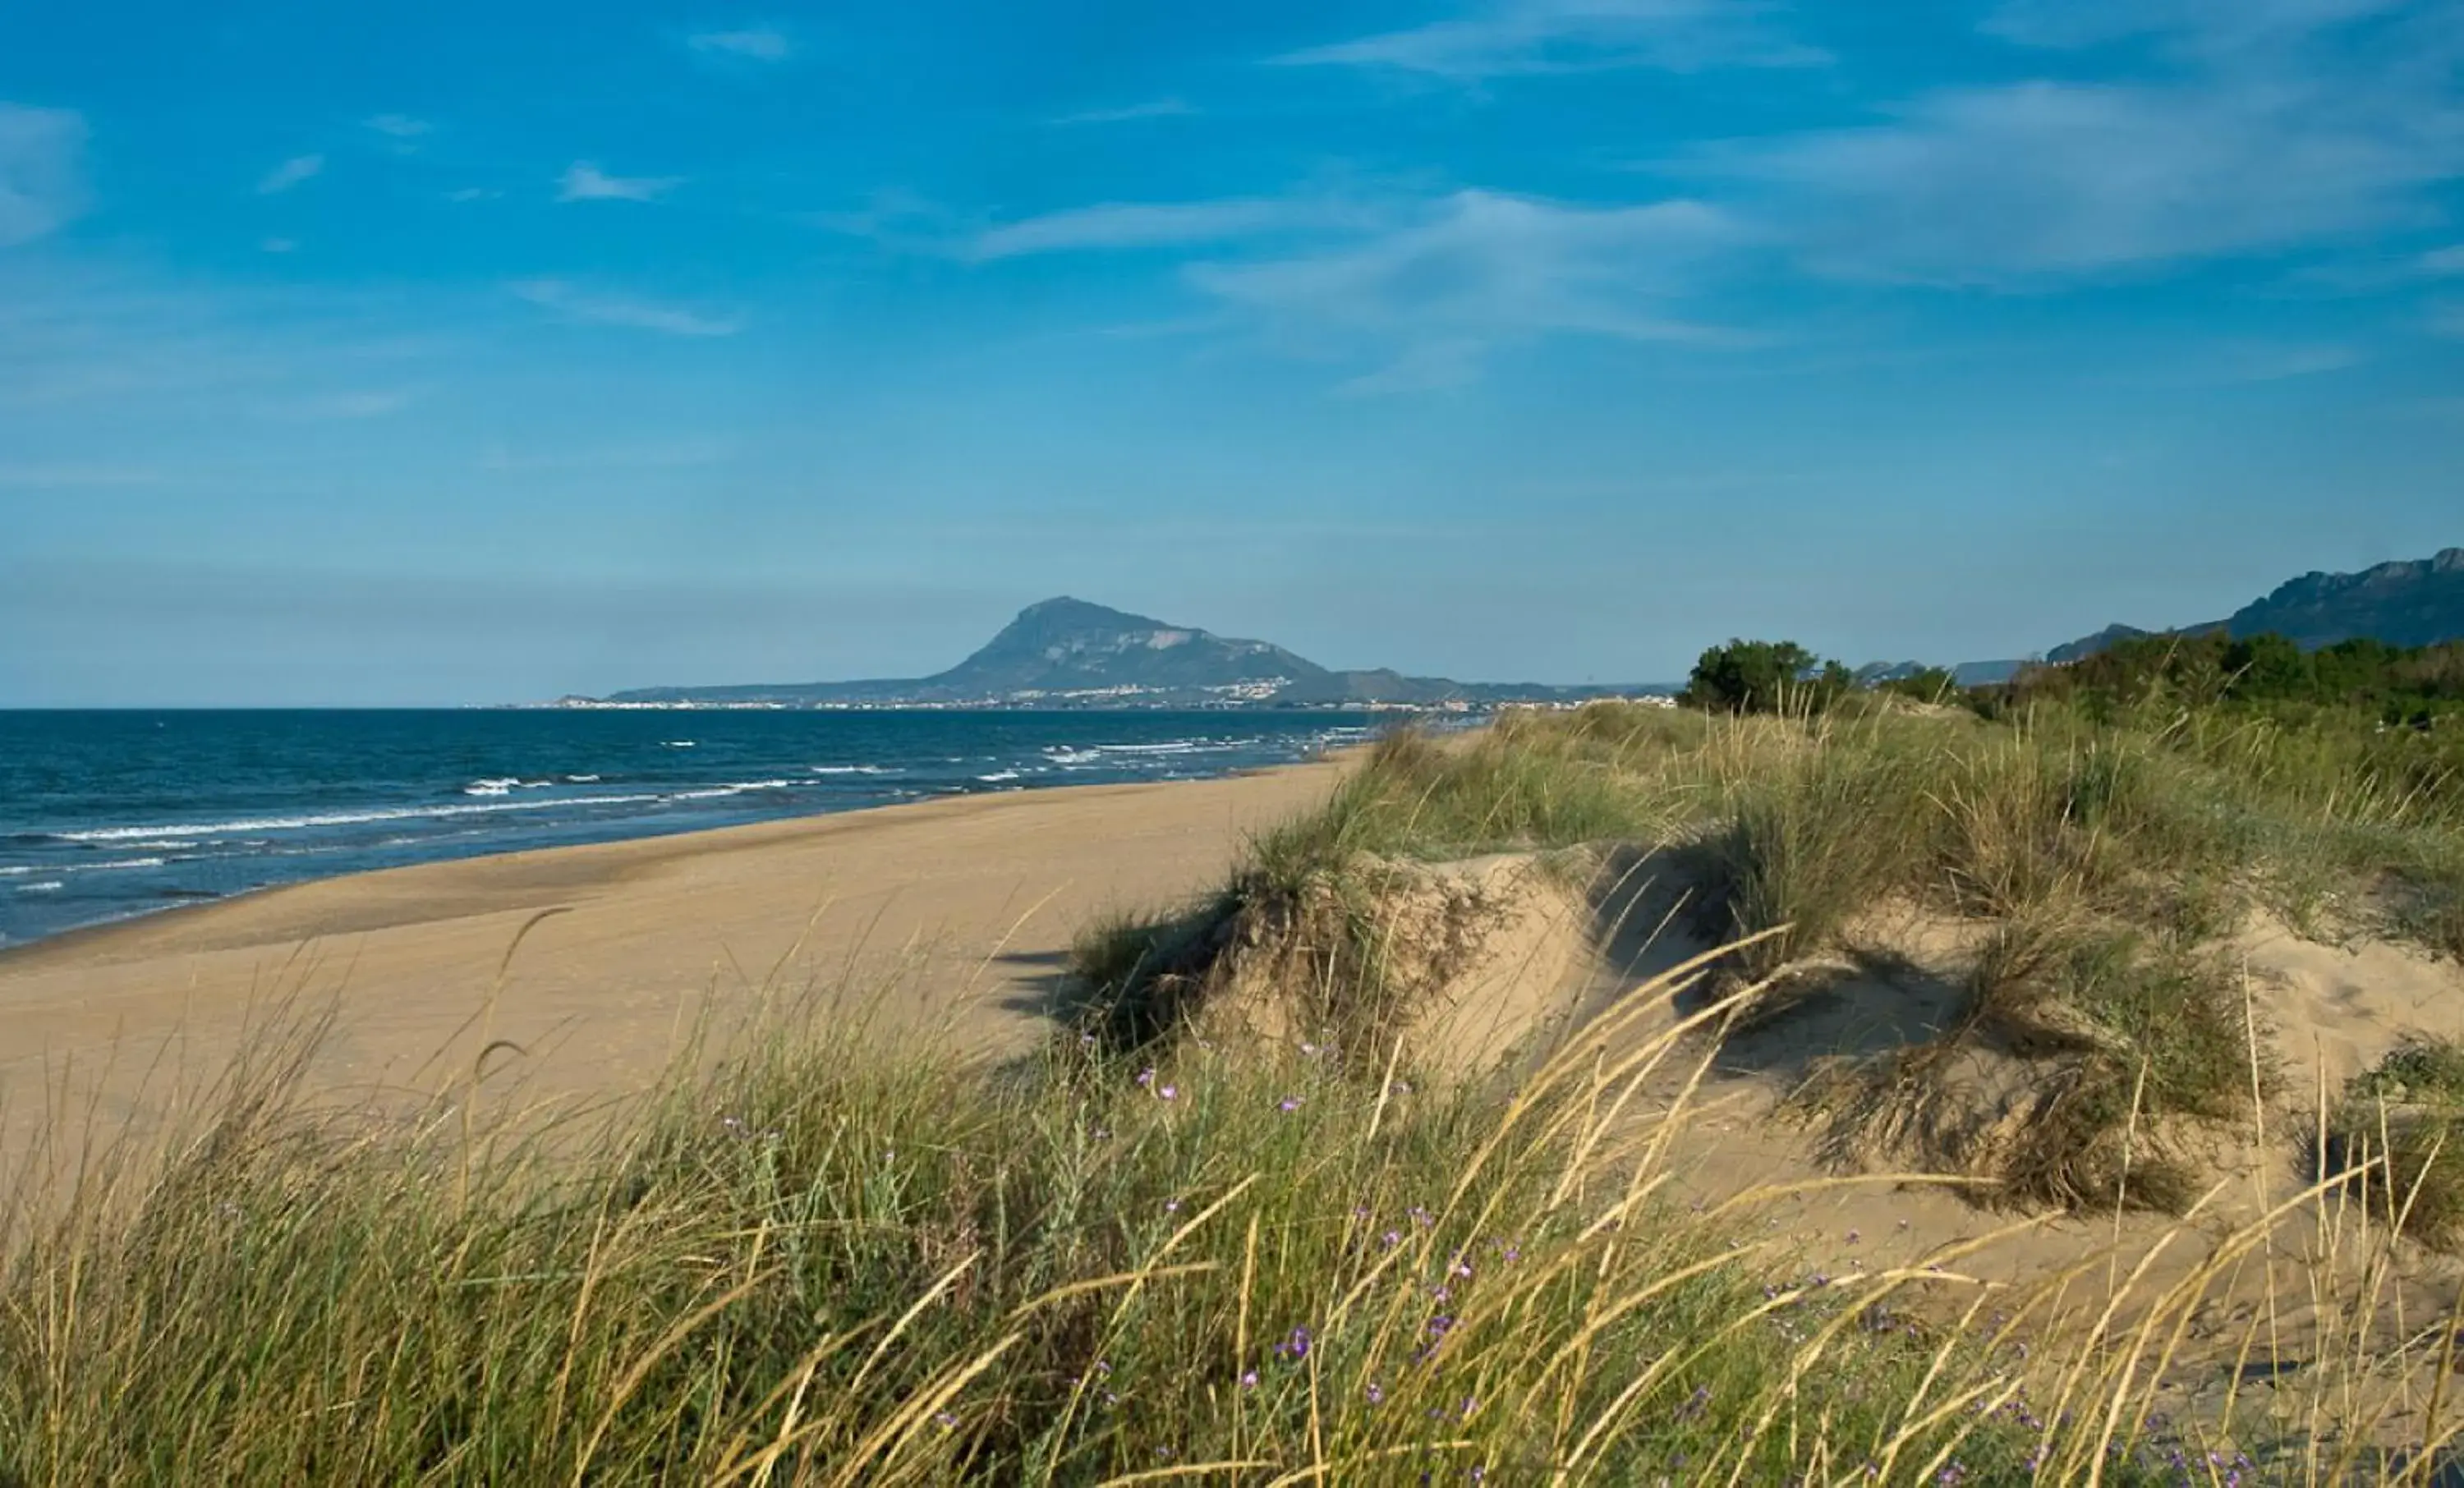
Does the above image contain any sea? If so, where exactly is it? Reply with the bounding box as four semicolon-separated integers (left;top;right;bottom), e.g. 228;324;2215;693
0;710;1391;952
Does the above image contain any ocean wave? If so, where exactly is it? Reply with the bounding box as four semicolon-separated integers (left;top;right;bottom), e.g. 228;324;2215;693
809;765;892;776
49;794;673;843
977;770;1022;783
663;740;696;748
566;774;601;783
16;881;63;893
463;777;561;797
0;866;31;876
668;780;796;801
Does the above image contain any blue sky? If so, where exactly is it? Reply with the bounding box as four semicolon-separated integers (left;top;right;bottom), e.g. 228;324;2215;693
2;0;2462;705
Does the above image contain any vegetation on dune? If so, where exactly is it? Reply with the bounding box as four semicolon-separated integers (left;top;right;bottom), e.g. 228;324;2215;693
2328;1036;2464;1251
0;970;2234;1486
11;631;2464;1481
1076;637;2463;1230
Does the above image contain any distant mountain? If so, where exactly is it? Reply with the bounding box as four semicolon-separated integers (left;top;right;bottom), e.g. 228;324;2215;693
2218;548;2464;649
2040;548;2464;664
583;596;1664;710
2045;624;2163;665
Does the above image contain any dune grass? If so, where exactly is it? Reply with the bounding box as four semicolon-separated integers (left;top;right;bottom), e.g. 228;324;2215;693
6;954;2324;1486
1071;698;2464;1226
9;696;2464;1481
2328;1037;2464;1251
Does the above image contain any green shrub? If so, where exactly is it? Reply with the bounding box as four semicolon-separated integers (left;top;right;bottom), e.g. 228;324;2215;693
2326;1038;2464;1249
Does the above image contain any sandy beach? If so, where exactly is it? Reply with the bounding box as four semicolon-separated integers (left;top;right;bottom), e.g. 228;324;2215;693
0;760;1346;1153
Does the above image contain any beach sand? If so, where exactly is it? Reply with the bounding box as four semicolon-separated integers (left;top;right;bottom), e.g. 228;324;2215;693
0;760;1346;1158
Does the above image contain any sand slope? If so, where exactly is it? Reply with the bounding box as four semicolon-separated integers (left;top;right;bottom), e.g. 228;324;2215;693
0;762;1345;1155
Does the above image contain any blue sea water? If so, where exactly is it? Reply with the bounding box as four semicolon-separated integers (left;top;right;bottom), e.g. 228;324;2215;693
0;710;1387;951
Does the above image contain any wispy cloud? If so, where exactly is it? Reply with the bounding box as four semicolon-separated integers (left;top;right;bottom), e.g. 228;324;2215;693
1276;0;1826;80
2210;341;2367;382
2428;301;2464;338
364;113;432;140
1985;0;2404;51
260;237;298;255
1050;97;1195;126
255;153;324;195
510;278;742;337
260;388;416;421
972;199;1312;259
2420;244;2464;273
1188;190;1749;392
687;26;793;62
477;436;738;473
556;161;683;202
0;103;88;246
444;186;500;203
0;259;450;414
1714;74;2462;283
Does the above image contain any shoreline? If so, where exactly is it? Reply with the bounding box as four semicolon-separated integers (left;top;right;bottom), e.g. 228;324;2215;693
0;733;1378;967
0;755;1354;1157
0;754;1359;973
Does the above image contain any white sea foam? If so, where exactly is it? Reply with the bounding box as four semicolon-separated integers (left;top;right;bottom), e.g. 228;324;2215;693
0;866;32;876
809;765;891;776
567;774;602;783
977;770;1022;783
51;794;672;843
668;780;794;801
464;778;522;797
16;881;63;893
664;740;696;748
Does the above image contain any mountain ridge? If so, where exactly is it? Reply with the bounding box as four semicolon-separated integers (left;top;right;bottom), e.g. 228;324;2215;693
2030;547;2464;667
588;597;1657;710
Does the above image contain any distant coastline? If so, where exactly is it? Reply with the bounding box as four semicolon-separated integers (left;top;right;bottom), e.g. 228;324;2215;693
0;708;1394;953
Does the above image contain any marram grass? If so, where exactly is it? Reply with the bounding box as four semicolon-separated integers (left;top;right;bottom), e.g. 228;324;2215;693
0;948;2455;1484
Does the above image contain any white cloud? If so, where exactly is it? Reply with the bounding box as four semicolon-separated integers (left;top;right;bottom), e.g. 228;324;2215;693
364;113;433;140
1718;78;2462;282
2420;244;2464;273
1050;98;1195;126
2429;301;2464;337
260;237;298;255
510;278;742;337
444;186;500;203
0;103;88;246
1276;0;1825;80
556;161;682;203
972;200;1309;259
256;154;324;195
688;26;793;62
1187;190;1748;392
